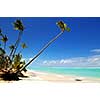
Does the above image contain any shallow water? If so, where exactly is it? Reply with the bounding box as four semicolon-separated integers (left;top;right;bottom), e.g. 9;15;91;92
29;66;100;78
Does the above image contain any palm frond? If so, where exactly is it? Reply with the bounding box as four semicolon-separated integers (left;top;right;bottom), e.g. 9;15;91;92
13;20;24;31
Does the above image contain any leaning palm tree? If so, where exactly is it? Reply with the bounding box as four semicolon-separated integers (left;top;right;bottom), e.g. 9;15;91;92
16;21;70;73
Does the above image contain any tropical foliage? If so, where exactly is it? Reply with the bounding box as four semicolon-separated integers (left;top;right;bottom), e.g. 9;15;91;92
0;20;26;74
0;19;70;80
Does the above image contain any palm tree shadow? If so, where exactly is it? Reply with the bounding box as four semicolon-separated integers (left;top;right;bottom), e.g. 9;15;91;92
1;72;20;81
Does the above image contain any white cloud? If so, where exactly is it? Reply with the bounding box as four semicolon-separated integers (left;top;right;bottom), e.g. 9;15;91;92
22;49;100;67
41;55;100;67
60;59;74;64
91;49;100;53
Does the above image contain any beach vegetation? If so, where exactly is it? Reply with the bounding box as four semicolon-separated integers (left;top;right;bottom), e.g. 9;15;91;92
0;20;70;81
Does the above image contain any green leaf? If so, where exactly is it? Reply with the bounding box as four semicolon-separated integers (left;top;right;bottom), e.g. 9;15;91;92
21;43;27;49
66;27;71;32
56;21;70;32
56;21;65;31
1;35;8;43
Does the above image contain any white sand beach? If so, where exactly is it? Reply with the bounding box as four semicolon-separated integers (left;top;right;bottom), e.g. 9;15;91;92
20;70;100;83
0;70;100;100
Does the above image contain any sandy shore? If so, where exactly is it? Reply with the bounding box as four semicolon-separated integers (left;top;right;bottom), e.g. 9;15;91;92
16;70;100;83
0;70;100;83
0;70;100;100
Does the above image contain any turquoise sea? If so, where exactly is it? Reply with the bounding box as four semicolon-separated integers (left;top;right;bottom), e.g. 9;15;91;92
29;66;100;78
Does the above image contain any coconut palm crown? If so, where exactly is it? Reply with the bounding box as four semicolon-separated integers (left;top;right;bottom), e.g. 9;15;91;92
13;20;24;31
56;21;71;32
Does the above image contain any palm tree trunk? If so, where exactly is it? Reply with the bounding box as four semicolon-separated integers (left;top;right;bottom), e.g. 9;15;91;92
9;31;23;59
4;42;6;51
16;31;64;73
8;31;23;71
12;32;22;58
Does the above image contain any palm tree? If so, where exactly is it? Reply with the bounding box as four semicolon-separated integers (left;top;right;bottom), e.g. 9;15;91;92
13;53;22;69
9;45;15;56
0;29;8;51
0;47;5;55
0;20;70;80
16;21;70;73
56;21;70;32
1;35;8;50
9;20;24;59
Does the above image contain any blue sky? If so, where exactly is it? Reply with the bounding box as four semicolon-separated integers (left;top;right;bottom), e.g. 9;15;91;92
0;17;100;67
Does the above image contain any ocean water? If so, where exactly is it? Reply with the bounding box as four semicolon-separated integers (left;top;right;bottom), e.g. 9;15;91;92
29;66;100;78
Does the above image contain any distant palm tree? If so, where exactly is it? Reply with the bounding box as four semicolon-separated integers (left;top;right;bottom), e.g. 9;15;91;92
17;21;70;73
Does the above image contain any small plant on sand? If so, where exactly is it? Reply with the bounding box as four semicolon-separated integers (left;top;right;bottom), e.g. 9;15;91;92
0;20;70;81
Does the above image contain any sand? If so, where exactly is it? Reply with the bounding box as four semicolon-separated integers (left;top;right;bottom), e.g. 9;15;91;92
0;70;100;100
20;70;100;83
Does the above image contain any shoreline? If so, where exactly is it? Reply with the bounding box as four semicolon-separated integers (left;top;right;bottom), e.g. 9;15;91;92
19;70;100;83
0;69;100;83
